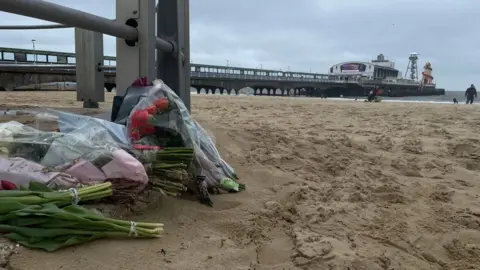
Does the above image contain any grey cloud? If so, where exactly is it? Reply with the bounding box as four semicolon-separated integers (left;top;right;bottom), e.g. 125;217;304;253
0;0;478;90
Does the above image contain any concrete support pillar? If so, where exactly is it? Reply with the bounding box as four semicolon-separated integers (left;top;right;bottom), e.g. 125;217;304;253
74;28;104;108
115;0;156;96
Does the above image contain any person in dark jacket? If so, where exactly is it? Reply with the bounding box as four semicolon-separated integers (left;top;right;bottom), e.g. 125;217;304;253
367;87;379;102
465;84;477;104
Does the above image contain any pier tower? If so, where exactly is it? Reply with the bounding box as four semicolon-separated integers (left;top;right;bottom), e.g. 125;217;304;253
405;52;419;81
421;62;434;85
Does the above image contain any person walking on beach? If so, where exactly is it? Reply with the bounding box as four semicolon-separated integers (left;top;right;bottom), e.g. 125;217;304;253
367;87;376;102
465;84;477;104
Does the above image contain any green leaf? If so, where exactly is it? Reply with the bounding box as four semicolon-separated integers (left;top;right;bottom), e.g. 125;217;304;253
5;217;51;227
28;182;53;192
0;224;100;238
5;232;107;251
0;201;32;215
0;190;37;197
33;219;83;229
87;208;106;217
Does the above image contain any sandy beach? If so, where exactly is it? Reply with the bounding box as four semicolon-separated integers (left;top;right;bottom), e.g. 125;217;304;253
1;92;480;269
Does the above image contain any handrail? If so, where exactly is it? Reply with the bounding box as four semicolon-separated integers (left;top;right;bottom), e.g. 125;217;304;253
0;0;137;41
0;0;176;54
0;5;162;30
0;23;71;30
0;62;434;86
0;63;437;87
0;64;354;83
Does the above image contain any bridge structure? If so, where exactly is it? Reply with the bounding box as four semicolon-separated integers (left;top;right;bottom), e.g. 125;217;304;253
0;46;360;97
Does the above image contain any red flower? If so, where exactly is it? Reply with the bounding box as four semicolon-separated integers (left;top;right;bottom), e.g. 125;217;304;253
131;110;150;127
146;105;156;115
153;97;169;112
1;180;16;190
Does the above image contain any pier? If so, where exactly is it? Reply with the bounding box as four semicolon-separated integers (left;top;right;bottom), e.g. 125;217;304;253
0;47;357;97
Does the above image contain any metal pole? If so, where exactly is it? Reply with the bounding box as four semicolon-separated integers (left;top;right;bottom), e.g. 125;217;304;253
0;23;71;30
75;28;104;107
138;0;156;82
156;38;174;53
0;5;166;30
115;0;139;96
156;0;190;111
31;39;36;65
0;0;137;42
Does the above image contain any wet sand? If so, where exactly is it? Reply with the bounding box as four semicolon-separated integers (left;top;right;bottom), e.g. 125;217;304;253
2;92;480;269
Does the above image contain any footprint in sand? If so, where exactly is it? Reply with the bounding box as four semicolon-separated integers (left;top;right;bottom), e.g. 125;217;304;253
212;200;243;211
402;138;424;154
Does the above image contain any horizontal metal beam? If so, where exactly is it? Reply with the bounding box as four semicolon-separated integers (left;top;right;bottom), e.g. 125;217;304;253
0;5;164;30
0;64;116;70
0;0;137;41
156;38;174;53
0;23;70;30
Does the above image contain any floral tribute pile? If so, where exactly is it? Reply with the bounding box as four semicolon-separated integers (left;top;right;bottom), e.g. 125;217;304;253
125;80;245;206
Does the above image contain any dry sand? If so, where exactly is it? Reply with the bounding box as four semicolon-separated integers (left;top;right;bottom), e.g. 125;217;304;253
1;92;480;269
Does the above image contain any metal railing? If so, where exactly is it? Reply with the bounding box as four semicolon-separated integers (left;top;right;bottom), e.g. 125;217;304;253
0;51;328;78
190;72;347;83
0;47;339;82
0;0;190;109
0;63;116;70
0;61;435;87
0;63;354;83
0;0;175;54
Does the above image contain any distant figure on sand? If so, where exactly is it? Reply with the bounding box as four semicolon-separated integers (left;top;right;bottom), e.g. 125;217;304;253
465;84;477;104
367;87;379;102
453;97;458;104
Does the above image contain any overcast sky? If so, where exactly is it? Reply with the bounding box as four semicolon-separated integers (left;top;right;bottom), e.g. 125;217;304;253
0;0;477;90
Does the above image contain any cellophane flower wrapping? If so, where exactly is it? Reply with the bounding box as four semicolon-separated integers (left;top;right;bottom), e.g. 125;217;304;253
125;80;241;192
0;108;148;193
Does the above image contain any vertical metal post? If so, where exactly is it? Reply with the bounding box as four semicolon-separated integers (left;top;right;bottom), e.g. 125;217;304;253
138;0;156;81
116;0;139;96
157;0;191;111
74;28;104;108
116;0;156;96
31;39;36;65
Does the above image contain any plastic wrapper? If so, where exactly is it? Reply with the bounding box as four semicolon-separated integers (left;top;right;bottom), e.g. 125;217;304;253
193;121;237;180
0;121;58;162
0;110;148;192
125;80;240;192
0;157;79;189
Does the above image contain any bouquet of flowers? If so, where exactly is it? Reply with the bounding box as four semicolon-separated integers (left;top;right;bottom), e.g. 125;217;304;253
125;79;244;206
